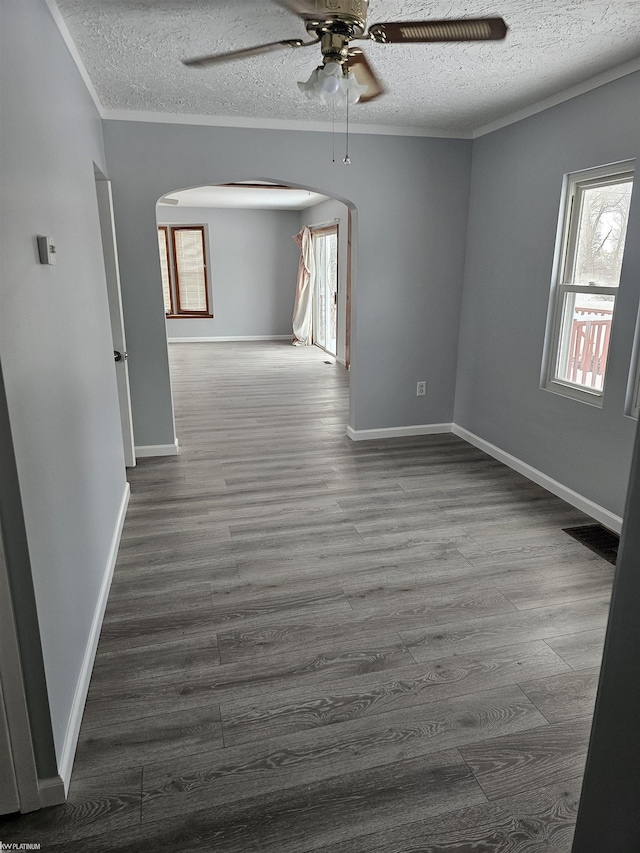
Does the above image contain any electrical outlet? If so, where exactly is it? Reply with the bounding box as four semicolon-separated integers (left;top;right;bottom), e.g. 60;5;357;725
416;381;426;397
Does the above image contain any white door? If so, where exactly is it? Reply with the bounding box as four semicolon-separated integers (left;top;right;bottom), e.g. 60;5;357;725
95;174;136;467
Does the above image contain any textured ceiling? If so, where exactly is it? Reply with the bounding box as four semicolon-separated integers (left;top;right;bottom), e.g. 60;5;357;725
55;0;640;132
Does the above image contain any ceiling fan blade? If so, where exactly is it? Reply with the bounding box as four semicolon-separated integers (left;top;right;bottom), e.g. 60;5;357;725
347;49;385;103
183;39;307;68
368;17;508;44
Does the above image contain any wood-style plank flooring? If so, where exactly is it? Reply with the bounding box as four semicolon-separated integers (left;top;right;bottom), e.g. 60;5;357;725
1;342;615;852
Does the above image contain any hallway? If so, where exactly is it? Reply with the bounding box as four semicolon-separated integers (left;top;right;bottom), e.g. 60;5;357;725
1;342;614;851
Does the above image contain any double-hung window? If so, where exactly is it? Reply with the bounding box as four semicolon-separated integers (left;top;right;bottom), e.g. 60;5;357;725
158;225;212;318
543;162;634;404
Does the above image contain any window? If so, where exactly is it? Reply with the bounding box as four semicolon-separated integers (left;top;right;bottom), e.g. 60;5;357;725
543;162;634;404
158;225;212;318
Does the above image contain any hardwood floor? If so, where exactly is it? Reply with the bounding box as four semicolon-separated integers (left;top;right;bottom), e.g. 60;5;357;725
0;342;614;852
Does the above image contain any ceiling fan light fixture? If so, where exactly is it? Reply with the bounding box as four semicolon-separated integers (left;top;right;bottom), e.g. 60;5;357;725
320;62;341;94
297;61;368;104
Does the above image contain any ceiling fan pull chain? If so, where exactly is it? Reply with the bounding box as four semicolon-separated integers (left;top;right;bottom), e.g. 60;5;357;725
343;98;351;165
332;101;336;163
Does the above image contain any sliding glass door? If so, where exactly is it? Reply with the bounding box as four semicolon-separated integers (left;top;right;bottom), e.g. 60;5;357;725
312;226;338;357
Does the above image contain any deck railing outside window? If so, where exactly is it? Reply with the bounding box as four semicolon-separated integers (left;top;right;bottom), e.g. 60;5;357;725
567;306;613;390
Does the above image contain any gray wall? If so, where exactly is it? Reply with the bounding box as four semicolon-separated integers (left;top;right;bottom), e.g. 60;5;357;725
103;121;473;443
0;0;127;766
158;206;300;339
455;72;640;517
300;198;350;365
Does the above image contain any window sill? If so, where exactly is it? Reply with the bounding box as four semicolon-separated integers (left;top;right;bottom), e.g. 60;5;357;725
166;314;214;320
542;379;604;408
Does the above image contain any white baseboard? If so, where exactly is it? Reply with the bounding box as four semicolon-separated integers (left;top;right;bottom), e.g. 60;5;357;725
57;482;130;793
347;423;453;441
38;776;66;808
135;439;179;458
345;420;621;531
452;424;623;533
167;335;291;343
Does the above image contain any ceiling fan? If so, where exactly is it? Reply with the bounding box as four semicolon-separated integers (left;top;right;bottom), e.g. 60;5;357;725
182;0;508;104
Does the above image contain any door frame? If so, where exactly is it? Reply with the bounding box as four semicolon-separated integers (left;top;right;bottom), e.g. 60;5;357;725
345;210;352;369
94;167;136;468
310;223;339;358
0;528;41;814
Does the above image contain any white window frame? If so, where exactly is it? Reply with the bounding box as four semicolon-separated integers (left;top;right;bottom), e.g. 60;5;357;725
542;161;634;406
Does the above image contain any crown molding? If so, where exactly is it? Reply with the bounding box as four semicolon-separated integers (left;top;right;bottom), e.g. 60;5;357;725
473;57;640;138
99;109;472;138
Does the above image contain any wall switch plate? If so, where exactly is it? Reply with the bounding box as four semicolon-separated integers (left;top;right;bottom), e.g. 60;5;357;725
416;381;426;397
37;236;56;265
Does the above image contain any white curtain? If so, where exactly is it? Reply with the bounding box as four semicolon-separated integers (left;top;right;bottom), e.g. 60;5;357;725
291;226;314;346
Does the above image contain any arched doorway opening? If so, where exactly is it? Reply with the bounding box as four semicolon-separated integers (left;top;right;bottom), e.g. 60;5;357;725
153;180;357;450
155;181;355;367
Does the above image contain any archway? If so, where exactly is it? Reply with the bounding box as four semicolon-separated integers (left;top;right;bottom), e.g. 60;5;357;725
153;180;357;447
